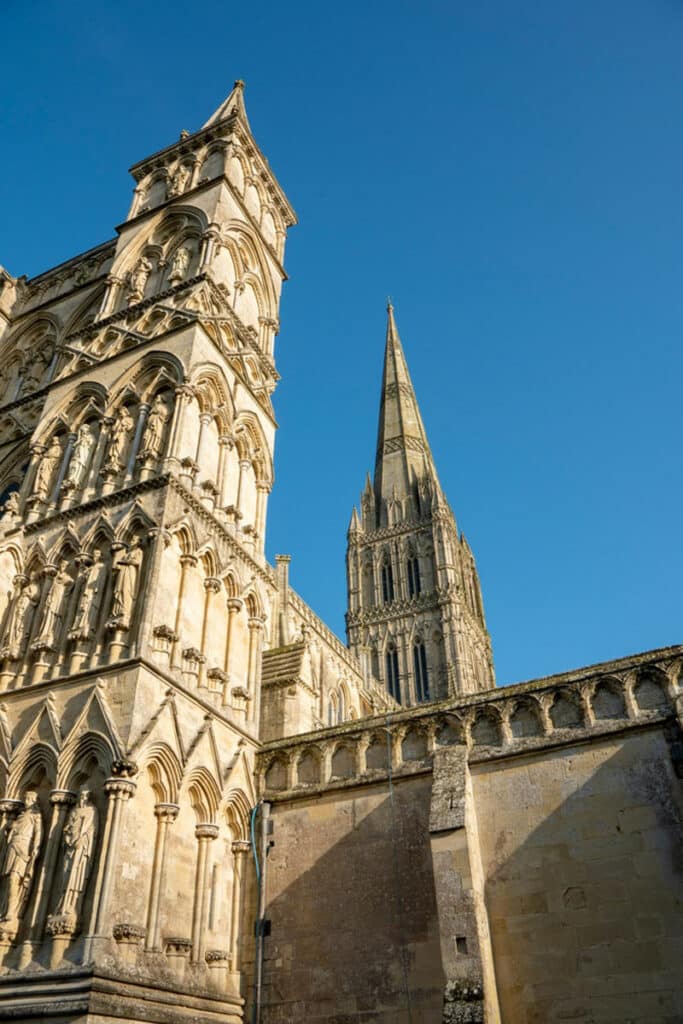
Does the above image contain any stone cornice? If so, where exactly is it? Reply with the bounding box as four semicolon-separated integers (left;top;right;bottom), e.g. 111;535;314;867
258;644;683;798
22;239;117;291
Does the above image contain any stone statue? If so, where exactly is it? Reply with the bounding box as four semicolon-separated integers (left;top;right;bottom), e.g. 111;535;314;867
169;164;190;196
128;256;153;302
0;491;20;522
64;423;96;489
106;407;135;469
142;394;169;457
33;437;63;501
2;581;39;660
20;342;52;396
0;790;43;928
109;542;143;630
34;563;72;649
69;550;106;641
168;246;191;284
54;790;98;926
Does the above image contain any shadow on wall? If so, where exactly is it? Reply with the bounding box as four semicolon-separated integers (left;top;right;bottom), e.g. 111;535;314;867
256;774;446;1024
476;725;683;1024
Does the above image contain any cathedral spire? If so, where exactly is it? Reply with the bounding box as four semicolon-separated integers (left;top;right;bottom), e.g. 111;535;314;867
373;303;439;511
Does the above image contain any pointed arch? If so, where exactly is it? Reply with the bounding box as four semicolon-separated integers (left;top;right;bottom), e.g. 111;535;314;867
183;766;221;823
138;741;183;804
7;742;58;798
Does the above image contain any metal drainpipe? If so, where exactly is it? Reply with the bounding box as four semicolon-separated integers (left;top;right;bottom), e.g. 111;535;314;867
253;800;272;1024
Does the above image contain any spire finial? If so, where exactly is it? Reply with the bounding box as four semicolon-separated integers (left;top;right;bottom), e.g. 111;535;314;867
386;295;393;312
234;79;245;89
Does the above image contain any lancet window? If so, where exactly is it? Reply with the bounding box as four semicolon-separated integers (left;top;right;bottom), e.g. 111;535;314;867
413;638;430;702
381;557;394;604
407;555;421;598
385;644;401;702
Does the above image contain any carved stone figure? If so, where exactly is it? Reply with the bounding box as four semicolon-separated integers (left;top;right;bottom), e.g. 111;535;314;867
169;246;191;284
20;342;52;395
142;394;169;457
64;423;96;489
53;790;98;926
128;256;153;303
109;542;143;630
0;790;43;928
169;164;190;197
0;491;20;522
2;580;39;659
33;437;63;501
34;563;72;649
106;408;135;469
69;550;106;641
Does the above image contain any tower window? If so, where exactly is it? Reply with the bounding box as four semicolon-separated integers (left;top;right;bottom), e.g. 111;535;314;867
413;639;430;702
381;559;394;603
385;645;401;702
407;556;421;597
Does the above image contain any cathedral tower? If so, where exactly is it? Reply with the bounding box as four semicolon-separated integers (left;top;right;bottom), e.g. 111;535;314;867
346;305;495;702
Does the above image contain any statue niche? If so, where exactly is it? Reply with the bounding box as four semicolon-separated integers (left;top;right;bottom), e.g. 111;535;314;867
128;256;154;306
51;790;98;933
33;437;63;503
1;576;40;661
62;422;97;494
103;405;135;475
139;392;170;462
33;561;73;652
68;549;107;642
0;790;43;936
107;540;143;631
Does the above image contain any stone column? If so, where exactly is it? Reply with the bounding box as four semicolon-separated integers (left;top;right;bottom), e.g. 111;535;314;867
145;802;179;952
98;274;126;318
164;385;196;470
83;774;136;962
171;553;197;668
229;839;250;971
246;616;264;725
195;413;213;479
125;402;150;481
222;598;242;701
199;577;221;686
191;823;219;963
234;459;251;518
27;789;75;942
49;433;75;509
217;435;235;510
254;481;270;551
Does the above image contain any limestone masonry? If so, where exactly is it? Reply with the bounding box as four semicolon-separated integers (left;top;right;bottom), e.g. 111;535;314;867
0;82;680;1024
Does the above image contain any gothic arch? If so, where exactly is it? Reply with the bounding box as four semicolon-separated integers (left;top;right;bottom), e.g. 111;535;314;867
138;742;183;804
57;731;116;790
222;788;251;840
7;742;58;798
106;351;183;413
183;766;221;823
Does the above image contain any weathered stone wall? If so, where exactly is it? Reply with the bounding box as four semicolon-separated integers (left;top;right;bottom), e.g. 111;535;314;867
473;727;683;1023
258;646;683;1024
260;775;446;1024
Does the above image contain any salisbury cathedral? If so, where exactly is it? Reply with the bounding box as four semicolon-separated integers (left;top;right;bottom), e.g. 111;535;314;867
0;82;680;1024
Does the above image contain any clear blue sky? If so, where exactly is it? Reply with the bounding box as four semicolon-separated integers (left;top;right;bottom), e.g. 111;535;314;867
2;2;681;685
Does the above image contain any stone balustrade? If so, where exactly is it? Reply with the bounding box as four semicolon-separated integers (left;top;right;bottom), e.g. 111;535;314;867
259;645;683;797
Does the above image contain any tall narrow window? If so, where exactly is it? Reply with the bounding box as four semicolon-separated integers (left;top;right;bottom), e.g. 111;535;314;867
338;688;346;724
381;558;394;603
385;644;401;702
413;639;430;702
407;555;421;597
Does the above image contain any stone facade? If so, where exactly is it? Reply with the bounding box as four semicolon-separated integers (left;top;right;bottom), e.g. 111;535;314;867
0;82;680;1024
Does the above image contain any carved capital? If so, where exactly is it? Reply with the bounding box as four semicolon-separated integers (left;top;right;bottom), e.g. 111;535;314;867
49;789;76;807
203;576;222;594
154;802;180;822
195;823;219;841
104;778;136;799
